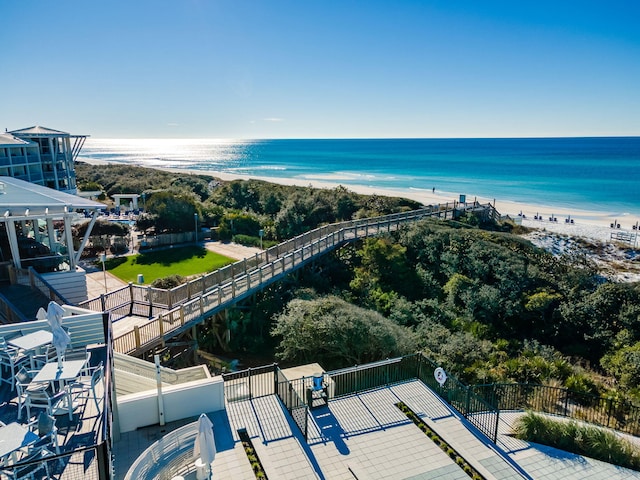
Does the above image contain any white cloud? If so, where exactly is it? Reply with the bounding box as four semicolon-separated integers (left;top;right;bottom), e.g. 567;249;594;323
263;117;284;122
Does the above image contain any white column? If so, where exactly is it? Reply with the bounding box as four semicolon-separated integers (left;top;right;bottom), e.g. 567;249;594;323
63;213;76;270
5;219;22;269
46;218;56;250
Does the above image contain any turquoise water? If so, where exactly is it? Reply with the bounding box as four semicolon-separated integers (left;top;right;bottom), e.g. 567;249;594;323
79;137;640;216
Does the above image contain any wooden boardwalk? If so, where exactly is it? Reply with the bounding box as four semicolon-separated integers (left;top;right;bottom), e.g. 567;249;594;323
79;203;498;356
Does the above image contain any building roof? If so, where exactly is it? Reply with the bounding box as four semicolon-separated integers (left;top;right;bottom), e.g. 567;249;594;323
0;176;105;216
9;125;77;137
0;133;35;147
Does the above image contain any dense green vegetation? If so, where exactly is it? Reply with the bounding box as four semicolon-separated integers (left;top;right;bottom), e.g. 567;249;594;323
76;162;421;242
208;220;640;401
76;162;640;404
514;412;640;470
104;246;233;284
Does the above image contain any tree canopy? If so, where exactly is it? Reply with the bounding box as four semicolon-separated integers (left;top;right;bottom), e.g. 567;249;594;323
271;296;417;369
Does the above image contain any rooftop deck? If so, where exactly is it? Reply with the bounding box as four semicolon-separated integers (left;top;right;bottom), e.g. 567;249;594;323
0;305;112;479
0;347;108;479
114;378;640;479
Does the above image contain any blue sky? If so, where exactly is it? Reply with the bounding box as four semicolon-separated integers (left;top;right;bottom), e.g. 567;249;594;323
2;1;639;138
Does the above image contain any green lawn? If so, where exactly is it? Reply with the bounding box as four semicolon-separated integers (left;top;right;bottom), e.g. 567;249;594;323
104;245;234;284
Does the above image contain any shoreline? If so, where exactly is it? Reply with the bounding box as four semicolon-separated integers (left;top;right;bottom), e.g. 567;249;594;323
79;158;640;243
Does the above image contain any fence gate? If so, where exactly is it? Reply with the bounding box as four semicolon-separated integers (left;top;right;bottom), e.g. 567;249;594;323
417;354;500;443
275;368;309;440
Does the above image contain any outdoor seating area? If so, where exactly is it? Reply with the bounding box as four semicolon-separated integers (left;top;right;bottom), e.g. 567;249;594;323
0;302;108;479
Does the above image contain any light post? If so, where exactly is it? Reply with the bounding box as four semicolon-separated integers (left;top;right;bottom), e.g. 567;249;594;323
259;229;264;250
100;253;107;293
194;213;198;244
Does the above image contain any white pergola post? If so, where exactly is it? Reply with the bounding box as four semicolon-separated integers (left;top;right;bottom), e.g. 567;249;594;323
5;219;21;269
63;211;76;270
46;217;56;250
74;211;99;266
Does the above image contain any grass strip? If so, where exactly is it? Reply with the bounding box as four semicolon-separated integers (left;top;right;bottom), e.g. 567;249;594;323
238;428;269;479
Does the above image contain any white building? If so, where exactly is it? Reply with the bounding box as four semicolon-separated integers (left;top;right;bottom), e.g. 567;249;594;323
0;176;104;302
0;126;87;194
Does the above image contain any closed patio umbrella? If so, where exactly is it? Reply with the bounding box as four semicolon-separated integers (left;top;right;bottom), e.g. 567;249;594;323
47;301;70;369
193;413;216;480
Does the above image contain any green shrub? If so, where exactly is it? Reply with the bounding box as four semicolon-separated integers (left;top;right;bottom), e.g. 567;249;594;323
151;274;186;289
565;373;599;397
514;412;640;471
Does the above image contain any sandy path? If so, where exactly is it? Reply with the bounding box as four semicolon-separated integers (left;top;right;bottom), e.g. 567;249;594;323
204;241;263;260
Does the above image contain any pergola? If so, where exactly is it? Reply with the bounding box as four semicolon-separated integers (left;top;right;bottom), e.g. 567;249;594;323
112;194;140;211
0;177;105;271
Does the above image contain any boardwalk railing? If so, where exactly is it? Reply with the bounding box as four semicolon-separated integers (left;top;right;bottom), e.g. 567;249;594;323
83;202;497;355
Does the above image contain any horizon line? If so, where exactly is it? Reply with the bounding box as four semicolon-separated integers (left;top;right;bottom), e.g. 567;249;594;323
85;135;640;141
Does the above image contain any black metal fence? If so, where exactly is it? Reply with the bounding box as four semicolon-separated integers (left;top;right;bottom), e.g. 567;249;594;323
272;353;500;443
417;355;500;442
219;353;509;445
222;363;277;402
327;355;419;398
275;369;308;439
472;383;640;437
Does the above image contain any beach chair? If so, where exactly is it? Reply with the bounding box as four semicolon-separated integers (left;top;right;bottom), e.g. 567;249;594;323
306;373;328;409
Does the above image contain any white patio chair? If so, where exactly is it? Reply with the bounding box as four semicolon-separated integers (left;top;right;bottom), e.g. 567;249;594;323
31;345;58;369
0;338;30;391
27;412;61;455
64;347;92;375
15;367;49;421
70;361;104;411
8;443;53;480
24;385;67;421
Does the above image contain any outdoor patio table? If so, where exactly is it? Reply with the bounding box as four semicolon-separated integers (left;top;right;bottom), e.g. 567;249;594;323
32;359;87;420
0;422;39;466
7;330;53;369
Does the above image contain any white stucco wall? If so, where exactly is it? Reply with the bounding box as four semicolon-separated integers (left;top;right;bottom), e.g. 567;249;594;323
116;376;225;433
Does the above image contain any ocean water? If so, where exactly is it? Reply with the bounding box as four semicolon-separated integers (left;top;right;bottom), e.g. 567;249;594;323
79;137;640;216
